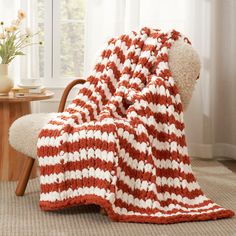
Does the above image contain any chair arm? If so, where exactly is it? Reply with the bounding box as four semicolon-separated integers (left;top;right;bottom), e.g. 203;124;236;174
58;79;86;112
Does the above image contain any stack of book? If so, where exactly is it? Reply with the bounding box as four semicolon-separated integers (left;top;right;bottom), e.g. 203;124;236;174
10;86;46;97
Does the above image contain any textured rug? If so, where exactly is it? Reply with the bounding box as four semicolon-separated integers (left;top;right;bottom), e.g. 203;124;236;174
0;159;235;236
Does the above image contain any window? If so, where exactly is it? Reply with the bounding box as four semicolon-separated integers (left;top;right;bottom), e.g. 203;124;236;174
38;0;85;86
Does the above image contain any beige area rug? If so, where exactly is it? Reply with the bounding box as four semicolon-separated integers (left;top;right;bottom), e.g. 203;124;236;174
0;159;236;236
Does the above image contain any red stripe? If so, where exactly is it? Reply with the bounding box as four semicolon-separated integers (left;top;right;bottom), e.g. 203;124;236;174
38;129;62;138
41;177;114;194
40;158;114;176
114;47;126;64
101;49;112;59
107;61;121;81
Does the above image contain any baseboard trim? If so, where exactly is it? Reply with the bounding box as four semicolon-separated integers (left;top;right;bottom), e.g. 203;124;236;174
188;143;213;159
213;143;236;160
188;143;236;160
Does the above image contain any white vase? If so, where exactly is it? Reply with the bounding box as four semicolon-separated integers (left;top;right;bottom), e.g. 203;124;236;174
0;64;14;94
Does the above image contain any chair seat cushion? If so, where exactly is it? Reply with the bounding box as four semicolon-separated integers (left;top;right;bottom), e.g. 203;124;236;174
9;113;57;159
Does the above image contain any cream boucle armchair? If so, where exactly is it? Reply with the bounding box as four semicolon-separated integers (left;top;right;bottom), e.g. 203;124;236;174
9;79;86;196
9;40;200;196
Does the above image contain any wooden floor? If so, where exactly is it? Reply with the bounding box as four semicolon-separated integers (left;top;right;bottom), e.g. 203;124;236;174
220;160;236;173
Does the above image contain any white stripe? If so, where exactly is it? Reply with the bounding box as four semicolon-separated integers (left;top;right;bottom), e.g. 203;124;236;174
41;123;64;131
37;136;62;148
145;37;157;45
40;168;112;185
116;189;210;209
113;205;225;217
153;159;193;174
40;187;114;203
38;148;117;166
156;176;200;192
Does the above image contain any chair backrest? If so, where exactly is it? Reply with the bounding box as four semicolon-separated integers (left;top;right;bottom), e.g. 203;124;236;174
58;79;86;112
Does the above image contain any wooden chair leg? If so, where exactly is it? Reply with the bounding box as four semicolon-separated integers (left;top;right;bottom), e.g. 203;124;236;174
15;157;35;196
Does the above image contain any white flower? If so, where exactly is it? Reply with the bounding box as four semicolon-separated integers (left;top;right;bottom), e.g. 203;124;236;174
0;33;6;39
25;27;32;37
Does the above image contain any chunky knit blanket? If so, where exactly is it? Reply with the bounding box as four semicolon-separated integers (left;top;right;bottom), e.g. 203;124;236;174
38;28;234;224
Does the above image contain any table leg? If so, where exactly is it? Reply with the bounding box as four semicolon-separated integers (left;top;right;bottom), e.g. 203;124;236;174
0;102;37;181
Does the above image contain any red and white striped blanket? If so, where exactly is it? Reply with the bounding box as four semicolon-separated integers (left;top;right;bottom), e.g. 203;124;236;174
37;28;234;223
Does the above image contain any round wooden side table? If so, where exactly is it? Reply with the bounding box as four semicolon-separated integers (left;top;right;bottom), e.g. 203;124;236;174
0;91;54;181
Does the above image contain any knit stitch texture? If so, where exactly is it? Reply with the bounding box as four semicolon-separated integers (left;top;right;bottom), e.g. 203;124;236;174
37;28;234;223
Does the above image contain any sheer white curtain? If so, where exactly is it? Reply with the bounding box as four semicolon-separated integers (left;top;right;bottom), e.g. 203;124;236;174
20;0;40;82
0;0;40;112
0;0;20;82
84;0;236;159
20;0;41;112
84;0;140;75
211;1;236;158
0;0;40;83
